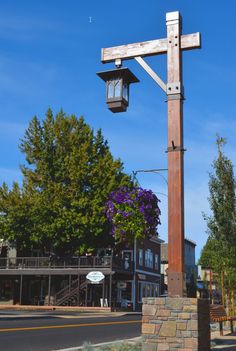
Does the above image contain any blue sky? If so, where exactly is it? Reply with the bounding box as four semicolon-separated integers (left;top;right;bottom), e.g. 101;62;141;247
0;1;235;259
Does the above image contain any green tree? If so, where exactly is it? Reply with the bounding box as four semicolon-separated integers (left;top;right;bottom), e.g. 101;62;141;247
200;136;236;307
206;136;236;245
0;109;132;255
0;182;37;255
199;237;222;271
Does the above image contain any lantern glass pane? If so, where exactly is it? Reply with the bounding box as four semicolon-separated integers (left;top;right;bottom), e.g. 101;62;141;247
114;79;121;97
123;83;129;101
107;81;114;99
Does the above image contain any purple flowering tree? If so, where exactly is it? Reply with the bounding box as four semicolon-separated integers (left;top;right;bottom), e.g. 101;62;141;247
105;186;161;244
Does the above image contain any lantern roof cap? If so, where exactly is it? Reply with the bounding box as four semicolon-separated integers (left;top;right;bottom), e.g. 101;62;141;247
97;67;139;84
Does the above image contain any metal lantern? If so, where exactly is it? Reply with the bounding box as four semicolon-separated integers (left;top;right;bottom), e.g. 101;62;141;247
97;68;139;113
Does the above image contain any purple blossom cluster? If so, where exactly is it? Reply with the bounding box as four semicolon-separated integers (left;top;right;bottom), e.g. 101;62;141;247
105;186;161;241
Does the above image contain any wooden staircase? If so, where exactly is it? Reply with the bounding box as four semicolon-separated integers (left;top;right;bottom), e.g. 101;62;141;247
52;278;87;306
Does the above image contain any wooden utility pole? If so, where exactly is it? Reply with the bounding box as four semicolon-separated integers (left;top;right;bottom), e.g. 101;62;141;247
166;12;185;297
101;11;200;297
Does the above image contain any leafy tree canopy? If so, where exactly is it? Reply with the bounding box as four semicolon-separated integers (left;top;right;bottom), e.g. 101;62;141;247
207;137;236;244
0;109;133;255
200;136;236;278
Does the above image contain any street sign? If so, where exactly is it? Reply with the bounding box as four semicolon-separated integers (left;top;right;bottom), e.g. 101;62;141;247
86;271;105;283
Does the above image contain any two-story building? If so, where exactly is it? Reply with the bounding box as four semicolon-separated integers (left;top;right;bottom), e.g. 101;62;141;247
0;235;163;310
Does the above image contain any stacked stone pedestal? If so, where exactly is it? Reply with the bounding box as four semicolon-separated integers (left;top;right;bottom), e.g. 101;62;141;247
142;297;210;351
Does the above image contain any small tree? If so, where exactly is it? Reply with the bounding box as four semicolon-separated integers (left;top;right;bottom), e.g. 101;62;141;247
200;136;236;308
206;137;236;245
105;186;161;244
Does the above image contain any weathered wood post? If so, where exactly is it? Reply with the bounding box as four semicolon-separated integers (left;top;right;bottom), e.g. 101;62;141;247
166;11;185;297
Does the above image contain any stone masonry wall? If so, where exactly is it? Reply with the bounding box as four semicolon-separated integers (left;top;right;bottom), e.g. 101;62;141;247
142;297;210;351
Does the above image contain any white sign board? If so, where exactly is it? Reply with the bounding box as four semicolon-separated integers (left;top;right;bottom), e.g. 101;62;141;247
86;271;105;283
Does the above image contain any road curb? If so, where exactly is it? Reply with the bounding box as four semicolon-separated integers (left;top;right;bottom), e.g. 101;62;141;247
0;305;111;313
52;337;142;351
0;306;142;317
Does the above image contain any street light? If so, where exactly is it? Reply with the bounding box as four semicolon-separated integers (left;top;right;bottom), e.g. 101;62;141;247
97;67;139;113
97;11;201;297
133;168;168;186
133;169;168;199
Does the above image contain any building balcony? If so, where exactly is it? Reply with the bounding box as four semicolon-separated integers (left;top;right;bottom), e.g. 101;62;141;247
0;256;134;275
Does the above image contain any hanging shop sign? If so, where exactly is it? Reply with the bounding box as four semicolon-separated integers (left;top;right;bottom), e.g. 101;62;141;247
86;271;105;284
117;281;127;289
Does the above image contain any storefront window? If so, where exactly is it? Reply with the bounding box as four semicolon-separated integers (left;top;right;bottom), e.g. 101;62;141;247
155;254;159;271
139;282;146;302
138;249;143;266
0;279;13;301
145;249;153;268
138;282;160;302
155;285;159;297
120;281;132;308
122;251;132;270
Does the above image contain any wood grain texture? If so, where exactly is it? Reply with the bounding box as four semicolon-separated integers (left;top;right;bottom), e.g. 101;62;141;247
101;33;200;62
166;12;185;297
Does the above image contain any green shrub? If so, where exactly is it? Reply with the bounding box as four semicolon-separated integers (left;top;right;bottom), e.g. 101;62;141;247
81;342;142;351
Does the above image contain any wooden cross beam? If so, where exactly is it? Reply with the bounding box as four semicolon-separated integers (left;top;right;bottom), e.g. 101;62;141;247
101;33;200;63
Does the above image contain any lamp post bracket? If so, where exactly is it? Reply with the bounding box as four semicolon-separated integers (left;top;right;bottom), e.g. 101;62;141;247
134;56;166;93
166;82;183;95
166;146;187;153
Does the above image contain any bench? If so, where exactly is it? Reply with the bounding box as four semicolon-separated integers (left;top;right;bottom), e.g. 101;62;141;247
210;304;236;335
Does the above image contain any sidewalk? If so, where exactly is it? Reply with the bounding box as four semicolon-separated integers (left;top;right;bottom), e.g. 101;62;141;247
55;332;236;351
211;331;236;350
54;333;236;351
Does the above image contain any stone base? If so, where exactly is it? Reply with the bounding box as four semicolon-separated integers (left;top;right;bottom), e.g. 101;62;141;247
142;297;210;351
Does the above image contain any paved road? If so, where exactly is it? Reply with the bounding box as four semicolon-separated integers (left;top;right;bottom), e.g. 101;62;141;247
0;312;141;351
